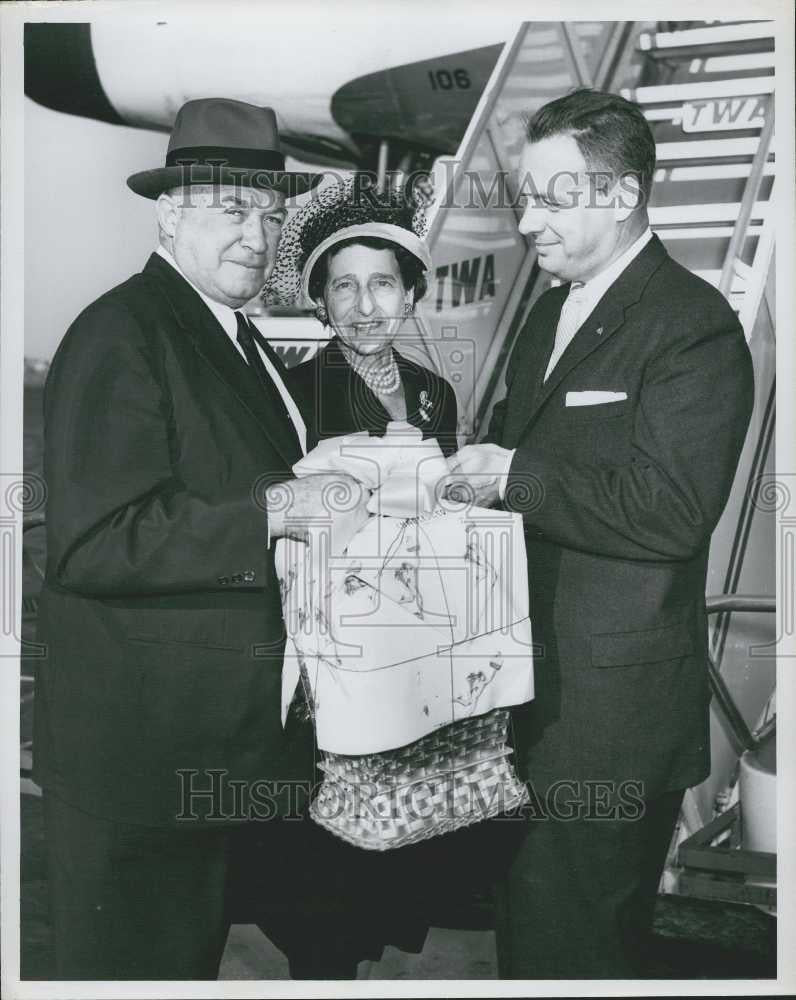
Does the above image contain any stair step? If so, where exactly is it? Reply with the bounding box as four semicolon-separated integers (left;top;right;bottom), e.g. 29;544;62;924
698;52;775;74
649;176;773;214
623;76;773;105
639;21;774;51
655;137;767;162
648;61;773;98
655;162;775;183
649;202;769;227
657;223;762;241
661;238;757;278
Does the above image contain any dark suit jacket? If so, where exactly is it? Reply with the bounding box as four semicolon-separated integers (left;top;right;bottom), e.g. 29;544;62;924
35;253;312;826
289;337;459;457
487;235;754;798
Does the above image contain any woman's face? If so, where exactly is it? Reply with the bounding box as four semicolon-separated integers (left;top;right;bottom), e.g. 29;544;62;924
322;244;411;357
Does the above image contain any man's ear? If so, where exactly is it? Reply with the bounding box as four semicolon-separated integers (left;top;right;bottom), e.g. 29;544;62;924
615;172;642;222
156;192;179;238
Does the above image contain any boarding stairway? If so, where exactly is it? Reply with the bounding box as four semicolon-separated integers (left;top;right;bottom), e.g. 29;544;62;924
416;18;775;433
628;21;775;341
628;19;777;911
415;18;777;913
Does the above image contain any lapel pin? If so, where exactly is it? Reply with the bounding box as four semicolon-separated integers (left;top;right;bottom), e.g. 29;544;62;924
595;325;604;336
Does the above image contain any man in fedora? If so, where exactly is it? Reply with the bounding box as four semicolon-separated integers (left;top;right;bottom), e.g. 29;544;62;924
35;98;370;979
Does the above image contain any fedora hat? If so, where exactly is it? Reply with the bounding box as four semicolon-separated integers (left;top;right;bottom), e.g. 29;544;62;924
127;98;323;199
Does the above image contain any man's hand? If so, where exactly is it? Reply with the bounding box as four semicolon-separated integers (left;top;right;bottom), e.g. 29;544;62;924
266;473;371;543
445;444;515;508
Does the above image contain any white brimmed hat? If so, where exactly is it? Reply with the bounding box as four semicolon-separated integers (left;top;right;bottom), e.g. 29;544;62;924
299;222;431;302
263;177;430;308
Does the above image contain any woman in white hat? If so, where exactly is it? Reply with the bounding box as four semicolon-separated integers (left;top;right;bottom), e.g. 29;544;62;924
264;184;511;975
271;182;459;457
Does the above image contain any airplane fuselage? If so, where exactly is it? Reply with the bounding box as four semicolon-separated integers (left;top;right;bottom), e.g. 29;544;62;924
25;15;521;168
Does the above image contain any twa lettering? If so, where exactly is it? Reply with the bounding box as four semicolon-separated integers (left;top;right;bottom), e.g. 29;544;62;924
435;254;496;312
682;97;767;133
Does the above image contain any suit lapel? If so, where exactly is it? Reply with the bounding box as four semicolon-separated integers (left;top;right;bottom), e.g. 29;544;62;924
395;351;433;424
530;294;627;417
504;287;562;444
516;236;668;437
249;323;303;462
144;254;299;466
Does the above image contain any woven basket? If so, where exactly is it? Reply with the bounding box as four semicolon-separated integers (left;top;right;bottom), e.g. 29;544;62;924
309;709;528;851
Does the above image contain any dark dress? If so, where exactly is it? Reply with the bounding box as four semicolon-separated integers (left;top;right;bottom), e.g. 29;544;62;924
288;336;460;458
285;337;500;965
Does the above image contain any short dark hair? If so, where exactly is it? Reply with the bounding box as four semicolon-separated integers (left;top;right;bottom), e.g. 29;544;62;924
525;88;656;206
308;236;428;304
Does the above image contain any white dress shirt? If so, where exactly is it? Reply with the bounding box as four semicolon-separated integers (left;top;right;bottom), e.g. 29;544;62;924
543;228;653;382
498;227;653;499
155;246;307;455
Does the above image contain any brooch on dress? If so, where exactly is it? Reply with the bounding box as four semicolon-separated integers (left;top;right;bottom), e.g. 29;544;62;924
418;390;434;423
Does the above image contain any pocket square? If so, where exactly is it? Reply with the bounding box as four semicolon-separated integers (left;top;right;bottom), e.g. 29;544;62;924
565;390;628;407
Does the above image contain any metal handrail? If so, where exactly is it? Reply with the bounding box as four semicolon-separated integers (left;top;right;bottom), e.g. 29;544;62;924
560;22;594;89
706;595;775;615
423;22;531;249
705;595;775;754
593;21;635;91
718;94;775;299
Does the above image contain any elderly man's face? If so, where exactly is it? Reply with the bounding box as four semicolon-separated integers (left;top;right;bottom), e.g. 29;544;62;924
517;134;629;283
170;184;286;307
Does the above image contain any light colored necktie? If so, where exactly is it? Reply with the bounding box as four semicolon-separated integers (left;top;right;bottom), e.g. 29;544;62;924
544;281;586;382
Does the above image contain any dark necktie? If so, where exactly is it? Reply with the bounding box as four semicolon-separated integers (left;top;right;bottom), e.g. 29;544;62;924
235;312;300;454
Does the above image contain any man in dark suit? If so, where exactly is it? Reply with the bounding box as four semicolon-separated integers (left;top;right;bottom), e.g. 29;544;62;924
449;89;754;978
35;98;370;979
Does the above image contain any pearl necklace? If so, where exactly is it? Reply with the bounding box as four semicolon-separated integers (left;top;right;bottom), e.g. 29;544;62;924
351;353;401;395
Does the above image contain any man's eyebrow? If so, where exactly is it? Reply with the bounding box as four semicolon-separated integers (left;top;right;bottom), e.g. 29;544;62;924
219;195;287;216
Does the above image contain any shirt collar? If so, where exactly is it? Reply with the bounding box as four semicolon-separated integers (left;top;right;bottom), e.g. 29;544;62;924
574;227;653;305
155;245;239;341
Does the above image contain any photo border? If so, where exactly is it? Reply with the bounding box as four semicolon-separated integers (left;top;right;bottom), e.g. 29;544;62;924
1;1;794;997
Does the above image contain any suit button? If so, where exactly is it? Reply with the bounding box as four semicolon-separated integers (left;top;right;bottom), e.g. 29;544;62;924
231;573;243;584
218;575;229;586
243;570;256;583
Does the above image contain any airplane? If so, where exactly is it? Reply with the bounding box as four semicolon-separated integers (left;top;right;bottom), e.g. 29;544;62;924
24;16;517;176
